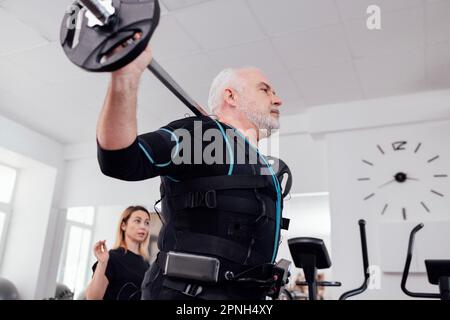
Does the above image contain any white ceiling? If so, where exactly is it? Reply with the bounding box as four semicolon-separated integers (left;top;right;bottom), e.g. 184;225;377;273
0;0;449;144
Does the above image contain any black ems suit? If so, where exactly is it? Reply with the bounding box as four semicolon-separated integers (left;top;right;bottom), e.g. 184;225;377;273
98;116;291;300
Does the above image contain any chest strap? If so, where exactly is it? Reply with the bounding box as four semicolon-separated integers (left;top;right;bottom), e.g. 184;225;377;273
166;175;269;195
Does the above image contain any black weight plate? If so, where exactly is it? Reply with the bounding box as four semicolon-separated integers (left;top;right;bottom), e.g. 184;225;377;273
267;156;293;199
60;0;160;72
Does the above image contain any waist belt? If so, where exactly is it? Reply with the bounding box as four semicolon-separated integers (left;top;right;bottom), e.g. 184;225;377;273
157;251;277;285
167;175;269;195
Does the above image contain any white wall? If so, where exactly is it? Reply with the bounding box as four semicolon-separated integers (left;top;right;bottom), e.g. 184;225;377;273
307;90;450;135
0;114;65;299
278;134;328;194
1;162;56;299
60;156;161;208
321;92;450;299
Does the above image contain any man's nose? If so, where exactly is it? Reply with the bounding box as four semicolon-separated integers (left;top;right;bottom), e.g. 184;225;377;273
272;94;282;107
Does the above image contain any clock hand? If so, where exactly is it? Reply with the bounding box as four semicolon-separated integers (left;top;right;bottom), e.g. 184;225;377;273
378;174;420;189
377;179;396;189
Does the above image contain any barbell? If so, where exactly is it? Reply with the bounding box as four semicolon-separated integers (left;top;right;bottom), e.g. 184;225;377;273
60;0;208;116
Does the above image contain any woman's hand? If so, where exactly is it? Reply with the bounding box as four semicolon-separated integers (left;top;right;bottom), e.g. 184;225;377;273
93;240;109;264
86;240;110;300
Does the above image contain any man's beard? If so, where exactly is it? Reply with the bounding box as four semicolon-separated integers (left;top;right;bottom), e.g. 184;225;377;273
237;97;280;138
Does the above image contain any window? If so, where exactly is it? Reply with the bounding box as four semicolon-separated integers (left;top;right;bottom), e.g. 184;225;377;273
0;164;17;267
0;164;16;203
57;207;95;299
67;206;94;225
0;211;6;245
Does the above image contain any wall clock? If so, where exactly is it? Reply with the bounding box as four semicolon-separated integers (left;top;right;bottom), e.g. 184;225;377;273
359;141;448;220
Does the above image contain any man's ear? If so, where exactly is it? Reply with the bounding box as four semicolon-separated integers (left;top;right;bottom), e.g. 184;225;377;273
224;88;237;107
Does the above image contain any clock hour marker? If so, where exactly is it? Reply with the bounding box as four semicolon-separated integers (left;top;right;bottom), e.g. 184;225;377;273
381;203;388;215
392;141;407;151
420;201;430;213
428;155;440;163
434;174;448;178
358;178;371;181
431;190;444;197
364;193;375;201
362;160;374;166
414;143;422;154
377;145;385;155
402;208;407;221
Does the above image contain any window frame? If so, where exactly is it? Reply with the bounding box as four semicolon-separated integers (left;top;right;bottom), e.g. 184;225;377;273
57;207;96;298
0;163;18;271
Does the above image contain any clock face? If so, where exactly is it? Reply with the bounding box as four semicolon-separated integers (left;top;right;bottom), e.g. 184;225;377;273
359;141;448;220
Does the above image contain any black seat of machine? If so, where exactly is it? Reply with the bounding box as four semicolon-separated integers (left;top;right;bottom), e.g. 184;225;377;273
425;260;450;285
288;237;340;300
288;237;331;269
288;220;371;300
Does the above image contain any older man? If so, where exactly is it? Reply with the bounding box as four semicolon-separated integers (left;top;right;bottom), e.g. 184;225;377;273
96;46;288;300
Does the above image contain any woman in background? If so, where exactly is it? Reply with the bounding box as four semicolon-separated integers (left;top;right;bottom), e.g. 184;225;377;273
86;206;151;300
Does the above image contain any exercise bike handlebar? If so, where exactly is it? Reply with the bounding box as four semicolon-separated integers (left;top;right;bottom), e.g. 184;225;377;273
400;223;440;299
339;219;370;300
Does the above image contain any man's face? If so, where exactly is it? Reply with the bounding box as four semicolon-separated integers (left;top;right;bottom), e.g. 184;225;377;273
235;69;282;134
